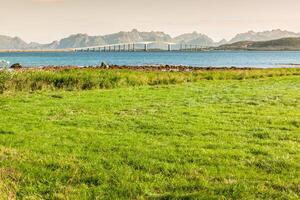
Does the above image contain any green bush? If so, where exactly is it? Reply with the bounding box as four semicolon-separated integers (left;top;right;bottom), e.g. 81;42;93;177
0;68;299;93
0;71;9;94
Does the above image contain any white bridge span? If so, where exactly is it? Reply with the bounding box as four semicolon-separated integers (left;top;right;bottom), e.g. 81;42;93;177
73;41;205;52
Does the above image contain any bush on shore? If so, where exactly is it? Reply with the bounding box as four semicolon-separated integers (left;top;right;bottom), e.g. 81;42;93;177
0;67;299;93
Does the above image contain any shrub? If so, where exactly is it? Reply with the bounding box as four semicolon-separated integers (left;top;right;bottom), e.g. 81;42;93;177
0;68;298;93
0;72;9;94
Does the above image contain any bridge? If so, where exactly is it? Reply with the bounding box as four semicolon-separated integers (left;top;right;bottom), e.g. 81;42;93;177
73;41;206;52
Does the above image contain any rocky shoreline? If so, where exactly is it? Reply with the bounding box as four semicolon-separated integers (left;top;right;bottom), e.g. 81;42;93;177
21;65;259;72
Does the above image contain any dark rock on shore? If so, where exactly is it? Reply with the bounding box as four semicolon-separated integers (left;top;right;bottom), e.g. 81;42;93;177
39;65;254;72
10;63;23;69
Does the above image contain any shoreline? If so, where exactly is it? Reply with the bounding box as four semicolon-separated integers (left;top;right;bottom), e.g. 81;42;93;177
3;64;300;72
6;65;271;71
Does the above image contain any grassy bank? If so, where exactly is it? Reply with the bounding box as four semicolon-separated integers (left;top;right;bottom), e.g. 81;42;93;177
0;67;299;93
0;68;299;199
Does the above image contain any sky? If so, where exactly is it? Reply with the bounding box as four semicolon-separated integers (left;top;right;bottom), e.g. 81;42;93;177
1;0;300;43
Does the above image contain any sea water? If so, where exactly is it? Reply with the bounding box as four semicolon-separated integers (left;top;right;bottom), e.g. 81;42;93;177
1;51;300;67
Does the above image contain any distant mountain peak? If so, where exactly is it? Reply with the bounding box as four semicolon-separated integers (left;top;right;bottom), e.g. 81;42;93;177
229;29;300;43
70;33;89;37
0;35;28;50
218;37;300;51
2;29;300;50
215;39;228;46
173;32;215;46
246;30;255;34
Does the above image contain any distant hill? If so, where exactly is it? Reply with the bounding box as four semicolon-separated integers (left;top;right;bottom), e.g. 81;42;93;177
0;30;216;50
102;29;172;44
0;35;28;49
229;29;300;44
214;39;228;46
43;29;173;49
217;37;300;51
2;29;300;50
55;34;106;49
172;32;215;46
55;30;216;49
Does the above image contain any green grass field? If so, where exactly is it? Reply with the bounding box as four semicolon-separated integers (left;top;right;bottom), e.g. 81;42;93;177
0;69;299;199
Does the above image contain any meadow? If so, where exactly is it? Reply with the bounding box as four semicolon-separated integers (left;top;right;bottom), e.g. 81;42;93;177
0;68;299;199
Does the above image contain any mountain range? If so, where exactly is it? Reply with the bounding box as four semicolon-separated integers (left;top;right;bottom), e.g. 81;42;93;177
216;37;300;51
1;29;300;50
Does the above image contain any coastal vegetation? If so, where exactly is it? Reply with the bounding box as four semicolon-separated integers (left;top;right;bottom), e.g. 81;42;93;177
0;67;299;93
0;68;299;199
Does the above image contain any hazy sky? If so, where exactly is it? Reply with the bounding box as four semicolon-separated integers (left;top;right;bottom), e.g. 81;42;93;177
1;0;300;43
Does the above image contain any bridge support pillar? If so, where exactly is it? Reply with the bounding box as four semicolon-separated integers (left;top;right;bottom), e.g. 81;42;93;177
168;44;172;51
144;44;148;52
132;44;135;51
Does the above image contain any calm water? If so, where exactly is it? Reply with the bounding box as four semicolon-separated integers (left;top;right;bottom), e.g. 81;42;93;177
1;51;300;67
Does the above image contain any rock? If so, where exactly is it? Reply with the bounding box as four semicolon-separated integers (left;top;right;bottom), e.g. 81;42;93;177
100;62;110;69
10;63;22;69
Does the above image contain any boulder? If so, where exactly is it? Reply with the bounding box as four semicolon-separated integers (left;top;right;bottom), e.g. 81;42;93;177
10;63;22;69
100;62;109;69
